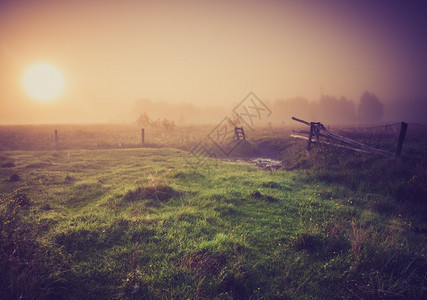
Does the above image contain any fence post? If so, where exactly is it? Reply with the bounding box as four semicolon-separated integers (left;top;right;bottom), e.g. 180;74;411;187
395;122;408;159
307;122;314;150
141;128;145;146
314;123;320;144
54;129;58;149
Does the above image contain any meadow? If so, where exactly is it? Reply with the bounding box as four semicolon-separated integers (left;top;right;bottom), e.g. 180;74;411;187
0;123;426;299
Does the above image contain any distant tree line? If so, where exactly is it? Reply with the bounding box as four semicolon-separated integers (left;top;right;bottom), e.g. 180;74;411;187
132;91;426;125
270;91;384;123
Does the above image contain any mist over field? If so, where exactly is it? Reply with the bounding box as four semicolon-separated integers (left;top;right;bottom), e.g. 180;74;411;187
2;93;426;125
129;94;427;125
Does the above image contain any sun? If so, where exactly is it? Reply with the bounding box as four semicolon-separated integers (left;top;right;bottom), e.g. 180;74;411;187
23;63;64;101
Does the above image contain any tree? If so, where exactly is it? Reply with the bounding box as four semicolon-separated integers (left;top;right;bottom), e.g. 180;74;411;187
161;118;175;130
318;95;357;122
357;91;384;122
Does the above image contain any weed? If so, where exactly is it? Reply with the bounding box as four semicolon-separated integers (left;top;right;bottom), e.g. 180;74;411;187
349;220;370;262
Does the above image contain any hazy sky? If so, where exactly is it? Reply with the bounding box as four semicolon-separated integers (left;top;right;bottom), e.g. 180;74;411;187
1;0;427;124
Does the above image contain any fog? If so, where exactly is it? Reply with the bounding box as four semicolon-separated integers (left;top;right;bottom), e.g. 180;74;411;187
130;94;427;125
1;0;426;124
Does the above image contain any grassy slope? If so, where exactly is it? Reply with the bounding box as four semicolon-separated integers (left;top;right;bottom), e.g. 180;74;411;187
0;147;426;299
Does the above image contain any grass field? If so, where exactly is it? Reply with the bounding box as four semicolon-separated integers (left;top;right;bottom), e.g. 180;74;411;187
1;124;426;299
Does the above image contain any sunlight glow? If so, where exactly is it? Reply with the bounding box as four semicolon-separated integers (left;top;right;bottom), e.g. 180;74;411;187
23;63;64;101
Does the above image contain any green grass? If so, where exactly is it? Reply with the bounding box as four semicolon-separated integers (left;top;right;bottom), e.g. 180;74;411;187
1;146;426;299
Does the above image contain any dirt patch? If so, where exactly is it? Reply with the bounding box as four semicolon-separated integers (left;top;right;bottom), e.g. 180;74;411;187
223;157;282;171
248;158;282;170
220;140;283;170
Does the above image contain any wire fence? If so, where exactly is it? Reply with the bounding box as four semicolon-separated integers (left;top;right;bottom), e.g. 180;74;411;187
334;123;401;152
337;123;427;152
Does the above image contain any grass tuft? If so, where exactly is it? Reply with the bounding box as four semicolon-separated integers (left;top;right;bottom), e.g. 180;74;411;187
124;184;178;203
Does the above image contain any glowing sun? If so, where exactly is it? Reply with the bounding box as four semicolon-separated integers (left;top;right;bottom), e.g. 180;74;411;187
23;63;64;101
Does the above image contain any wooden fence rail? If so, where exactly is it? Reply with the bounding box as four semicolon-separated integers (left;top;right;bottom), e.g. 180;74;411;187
291;117;407;158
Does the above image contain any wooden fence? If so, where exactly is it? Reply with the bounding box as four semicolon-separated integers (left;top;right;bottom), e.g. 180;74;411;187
291;117;408;158
234;127;246;141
